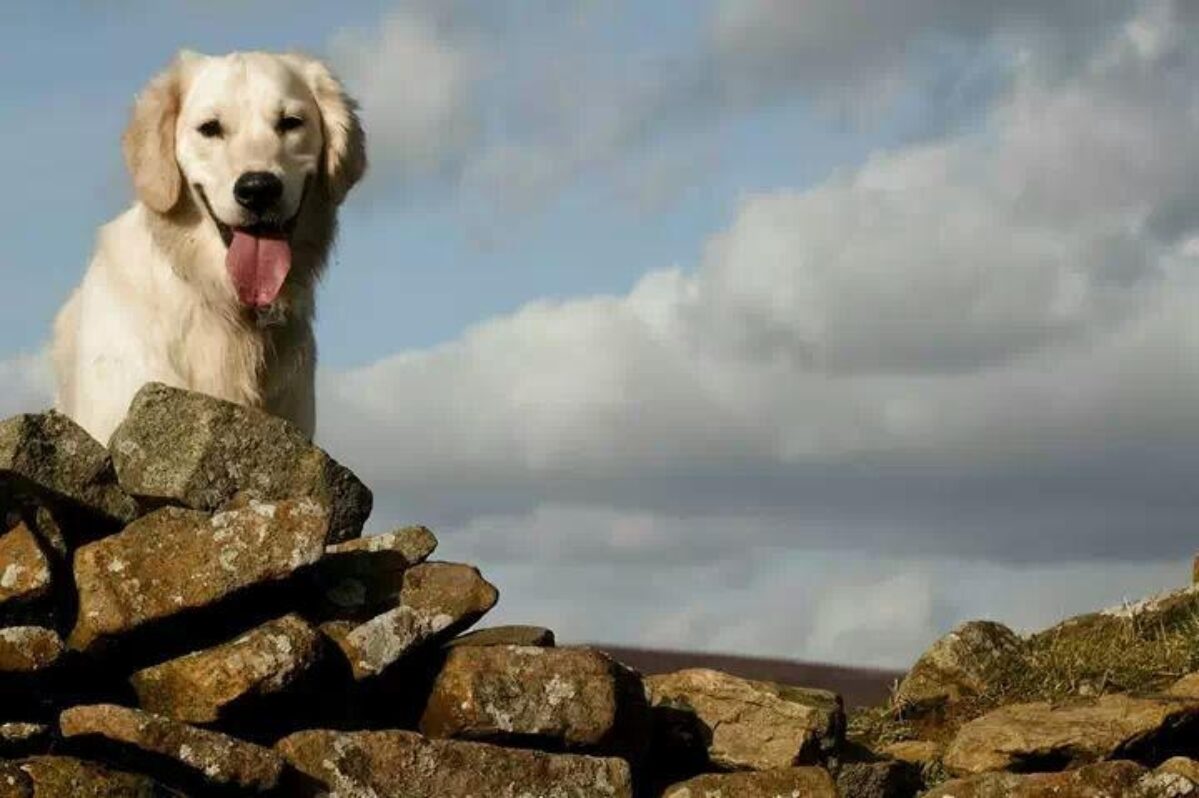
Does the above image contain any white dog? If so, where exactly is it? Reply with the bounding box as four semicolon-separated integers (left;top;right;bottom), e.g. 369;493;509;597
53;51;366;443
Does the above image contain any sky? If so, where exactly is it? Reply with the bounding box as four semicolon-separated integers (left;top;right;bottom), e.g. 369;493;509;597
3;0;1199;670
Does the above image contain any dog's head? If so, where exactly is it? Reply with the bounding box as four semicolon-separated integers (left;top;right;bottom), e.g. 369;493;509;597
123;51;366;309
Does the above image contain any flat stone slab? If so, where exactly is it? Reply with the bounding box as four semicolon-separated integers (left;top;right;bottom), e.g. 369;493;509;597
4;755;184;797
0;626;63;673
69;499;329;652
60;704;284;792
130;614;323;724
646;668;844;770
0;723;49;757
421;645;647;757
0;411;138;527
276;729;633;798
323;562;498;679
109;383;371;542
0;524;52;606
943;693;1199;774
662;768;839;798
446;625;556;649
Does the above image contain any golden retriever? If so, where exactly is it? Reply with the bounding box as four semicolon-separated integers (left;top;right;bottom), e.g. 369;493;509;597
52;50;366;443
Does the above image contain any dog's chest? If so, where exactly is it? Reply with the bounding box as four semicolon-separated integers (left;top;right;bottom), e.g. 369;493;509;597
166;308;267;408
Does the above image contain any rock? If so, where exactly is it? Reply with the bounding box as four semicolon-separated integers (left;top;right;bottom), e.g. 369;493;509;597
893;620;1023;716
323;562;498;680
661;768;839;798
646;668;844;770
69;499;329;652
1168;672;1199;698
420;645;648;758
878;739;941;765
130;614;323;724
836;760;922;798
0;626;63;672
925;759;1199;797
109;383;371;542
276;728;632;797
60;704;283;792
0;411;138;528
0;723;49;757
446;624;556;649
942;693;1199;774
310;525;437;619
5;755;184;797
0;524;52;606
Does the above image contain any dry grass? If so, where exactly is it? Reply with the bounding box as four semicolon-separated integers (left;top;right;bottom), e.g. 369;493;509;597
848;589;1199;751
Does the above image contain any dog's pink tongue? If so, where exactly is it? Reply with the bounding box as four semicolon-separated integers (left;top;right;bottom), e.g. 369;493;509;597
226;231;292;307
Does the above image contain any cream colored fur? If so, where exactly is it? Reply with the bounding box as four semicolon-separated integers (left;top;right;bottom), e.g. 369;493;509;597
53;51;365;443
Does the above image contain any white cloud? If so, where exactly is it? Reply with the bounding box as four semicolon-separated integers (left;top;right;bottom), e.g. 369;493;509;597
321;0;1199;488
330;8;479;178
437;502;1191;669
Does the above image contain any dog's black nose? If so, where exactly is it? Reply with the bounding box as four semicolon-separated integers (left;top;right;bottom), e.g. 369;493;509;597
233;172;283;213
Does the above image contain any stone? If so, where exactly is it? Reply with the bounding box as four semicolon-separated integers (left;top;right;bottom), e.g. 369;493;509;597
661;768;839;798
310;525;437;619
276;729;633;797
130;614;323;724
836;760;922;798
5;755;184;797
943;693;1199;774
446;624;556;649
109;383;371;542
0;525;52;606
0;412;139;525
922;759;1199;797
1168;672;1199;698
60;703;284;792
893;620;1023;716
0;723;49;757
323;562;498;680
421;645;648;758
69;499;329;652
0;626;63;672
878;739;941;765
645;668;844;770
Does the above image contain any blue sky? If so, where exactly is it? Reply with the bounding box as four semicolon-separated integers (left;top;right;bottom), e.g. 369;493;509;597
5;1;1199;669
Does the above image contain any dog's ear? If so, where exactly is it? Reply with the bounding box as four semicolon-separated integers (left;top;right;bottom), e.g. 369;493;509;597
289;54;367;204
123;53;194;213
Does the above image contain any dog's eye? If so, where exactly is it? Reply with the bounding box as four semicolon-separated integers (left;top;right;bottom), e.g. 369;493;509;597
197;120;223;138
277;116;304;133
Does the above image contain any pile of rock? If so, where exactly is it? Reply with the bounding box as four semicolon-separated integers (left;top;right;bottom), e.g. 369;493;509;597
7;382;1199;797
1;384;864;797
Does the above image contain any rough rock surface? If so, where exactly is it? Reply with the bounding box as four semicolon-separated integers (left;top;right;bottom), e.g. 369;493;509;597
0;525;51;606
0;626;63;672
130;614;323;724
311;525;437;619
60;704;283;792
879;740;941;765
323;562;498;679
0;723;49;757
646;667;844;769
0;411;138;527
276;729;633;797
70;499;329;651
447;624;556;649
943;693;1199;774
921;759;1199;797
661;767;839;798
836;760;922;798
108;383;371;542
893;620;1023;715
421;645;648;757
4;755;183;797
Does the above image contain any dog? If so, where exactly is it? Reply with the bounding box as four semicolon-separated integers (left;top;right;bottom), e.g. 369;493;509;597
52;50;366;444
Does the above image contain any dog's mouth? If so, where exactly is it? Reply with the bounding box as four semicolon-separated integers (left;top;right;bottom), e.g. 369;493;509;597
195;180;308;309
